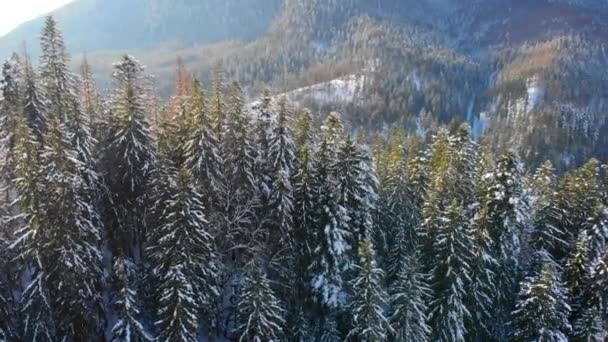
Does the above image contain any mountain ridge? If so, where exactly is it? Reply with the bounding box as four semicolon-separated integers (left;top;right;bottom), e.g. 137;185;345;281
1;0;607;169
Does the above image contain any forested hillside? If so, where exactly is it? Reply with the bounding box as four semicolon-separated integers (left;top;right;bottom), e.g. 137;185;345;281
1;17;608;341
1;0;607;170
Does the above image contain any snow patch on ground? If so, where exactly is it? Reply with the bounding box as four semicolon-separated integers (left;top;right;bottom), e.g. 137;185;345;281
282;74;366;106
526;76;545;112
407;70;423;92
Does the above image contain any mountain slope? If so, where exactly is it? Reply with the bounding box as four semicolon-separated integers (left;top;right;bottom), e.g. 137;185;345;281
0;0;281;59
1;0;607;169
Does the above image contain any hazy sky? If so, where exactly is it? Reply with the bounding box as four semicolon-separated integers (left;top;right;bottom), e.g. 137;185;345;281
0;0;74;37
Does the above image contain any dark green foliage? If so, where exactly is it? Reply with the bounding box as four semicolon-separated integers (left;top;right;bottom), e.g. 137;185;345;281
0;14;607;342
512;263;571;342
100;55;155;257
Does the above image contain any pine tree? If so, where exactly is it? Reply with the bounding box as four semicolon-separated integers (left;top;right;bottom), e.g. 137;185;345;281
309;113;350;308
209;64;226;140
38;16;78;122
236;262;286;342
220;81;257;254
566;230;591;327
512;262;571;341
531;161;557;209
317;315;341;342
557;159;602;257
356;136;379;245
347;239;391;341
22;53;47;142
101;55;155;257
420;128;453;271
0;237;14;341
389;252;431;342
484;151;530;338
184;79;224;213
254;89;275;234
269;97;296;249
336;135;368;255
0;54;23;196
529;161;567;266
383;131;418;274
530;198;568;267
429;200;474;342
148;167;219;341
20;269;56;341
450;123;478;208
111;257;153;342
583;205;608;260
37;118;103;340
291;109;316;322
79;54;101;140
467;206;499;341
573;250;608;340
11;118;56;341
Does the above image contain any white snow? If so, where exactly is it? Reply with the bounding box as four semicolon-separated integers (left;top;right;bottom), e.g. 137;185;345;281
283;74;365;106
526;76;545;112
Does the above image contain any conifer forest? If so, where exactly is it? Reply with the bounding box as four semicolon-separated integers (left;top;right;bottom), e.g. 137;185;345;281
1;16;608;342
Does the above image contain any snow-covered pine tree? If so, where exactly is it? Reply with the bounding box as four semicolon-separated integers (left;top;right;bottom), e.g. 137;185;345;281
184;79;224;214
254;89;275;234
336;135;372;259
530;199;568;268
20;267;56;342
11;118;56;341
209;64;227;140
79;54;100;129
389;252;431;342
429;200;474;342
583;204;608;260
384;134;426;273
158;101;190;168
450;123;478;208
101;55;155;257
269;97;296;250
236;261;286;342
290;109;317;330
0;237;14;341
292;109;316;266
254;89;273;203
317;314;341;342
288;307;313;342
484;151;530;338
529;161;568;267
267;97;297;324
38;117;103;340
573;249;608;340
22;53;47;142
221;81;257;252
467;205;499;341
111;257;153;342
531;160;557;210
557;159;602;256
148;167;219;341
356;137;378;252
309;113;350;308
511;262;571;341
0;54;23;195
38;16;78;123
566;230;591;328
347;239;391;341
383;131;418;273
420;128;453;270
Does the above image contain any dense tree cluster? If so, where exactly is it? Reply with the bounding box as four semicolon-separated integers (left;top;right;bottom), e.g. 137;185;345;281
1;17;608;341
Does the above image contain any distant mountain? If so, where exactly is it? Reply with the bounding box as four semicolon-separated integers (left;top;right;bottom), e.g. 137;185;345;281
1;0;607;169
0;0;281;59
